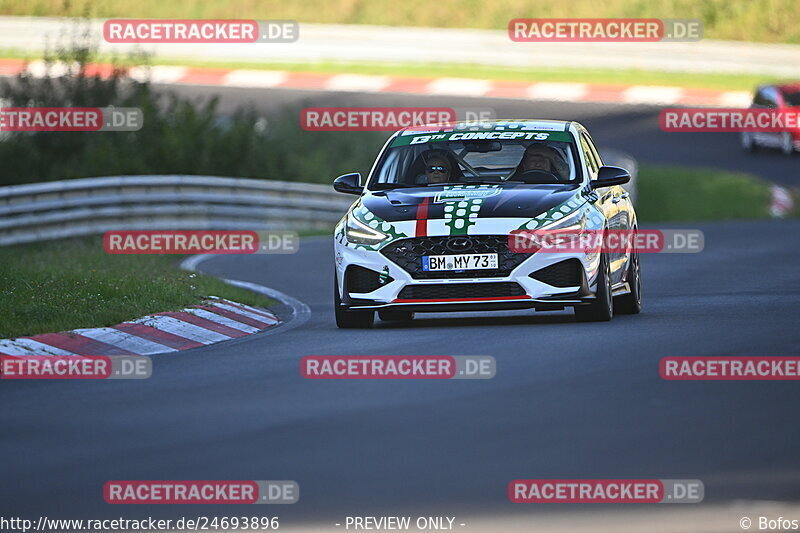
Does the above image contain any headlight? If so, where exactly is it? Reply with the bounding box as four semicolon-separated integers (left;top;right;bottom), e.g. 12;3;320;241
345;215;389;245
532;207;587;249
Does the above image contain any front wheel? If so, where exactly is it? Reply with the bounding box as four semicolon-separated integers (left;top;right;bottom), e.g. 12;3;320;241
741;132;757;153
781;132;795;156
615;251;642;314
334;272;374;329
574;253;613;322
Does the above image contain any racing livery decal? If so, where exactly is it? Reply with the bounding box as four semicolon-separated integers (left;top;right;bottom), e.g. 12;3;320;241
438;184;500;235
433;186;501;203
360;185;577;223
415;197;430;237
391;129;572;147
517;193;598;230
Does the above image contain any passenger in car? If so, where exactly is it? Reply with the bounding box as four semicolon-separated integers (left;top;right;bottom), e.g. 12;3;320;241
513;144;568;180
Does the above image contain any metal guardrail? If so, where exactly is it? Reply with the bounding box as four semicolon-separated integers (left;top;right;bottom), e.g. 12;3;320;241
0;151;636;246
0;175;356;246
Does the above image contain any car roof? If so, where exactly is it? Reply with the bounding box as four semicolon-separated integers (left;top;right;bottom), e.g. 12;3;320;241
398;119;579;133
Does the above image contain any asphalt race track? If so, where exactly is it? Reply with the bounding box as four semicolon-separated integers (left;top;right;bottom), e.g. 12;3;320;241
1;88;800;529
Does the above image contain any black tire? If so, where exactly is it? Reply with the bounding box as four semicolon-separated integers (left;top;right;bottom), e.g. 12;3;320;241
334;272;374;329
615;251;642;315
781;133;795;156
378;310;415;322
741;132;758;153
574;253;613;322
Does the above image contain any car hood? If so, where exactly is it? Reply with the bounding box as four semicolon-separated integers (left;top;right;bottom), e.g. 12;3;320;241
360;183;583;222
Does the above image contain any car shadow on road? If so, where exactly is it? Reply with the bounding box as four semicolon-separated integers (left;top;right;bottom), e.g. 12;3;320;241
373;310;580;329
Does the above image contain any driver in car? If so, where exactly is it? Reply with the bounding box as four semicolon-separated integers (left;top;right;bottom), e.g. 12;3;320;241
422;152;452;185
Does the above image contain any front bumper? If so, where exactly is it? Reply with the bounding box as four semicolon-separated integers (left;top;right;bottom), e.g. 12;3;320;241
335;236;603;312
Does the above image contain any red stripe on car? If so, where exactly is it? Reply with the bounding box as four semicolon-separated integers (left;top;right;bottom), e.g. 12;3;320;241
415;197;430;237
392;295;532;303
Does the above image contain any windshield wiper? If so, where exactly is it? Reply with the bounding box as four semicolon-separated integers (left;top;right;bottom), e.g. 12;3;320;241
462;180;522;185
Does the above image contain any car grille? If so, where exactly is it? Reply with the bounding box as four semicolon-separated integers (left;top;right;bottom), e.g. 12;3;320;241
529;259;582;288
396;282;526;301
346;265;392;293
381;235;534;279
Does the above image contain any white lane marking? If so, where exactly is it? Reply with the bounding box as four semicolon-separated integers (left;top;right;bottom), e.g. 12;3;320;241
0;338;77;356
527;82;588;101
180;254;212;271
622;85;685;105
184;308;261;333
129;65;189;84
324;74;390;92
73;327;176;355
213;298;279;321
25;60;75;78
426;77;491;97
180;255;310;333
207;302;277;325
221;279;310;333
222;70;288;88
718;91;752;108
131;315;230;344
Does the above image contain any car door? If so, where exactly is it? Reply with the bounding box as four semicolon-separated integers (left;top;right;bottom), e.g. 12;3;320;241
596;133;634;283
579;132;625;284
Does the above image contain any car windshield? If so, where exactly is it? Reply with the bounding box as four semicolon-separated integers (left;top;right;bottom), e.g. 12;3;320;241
369;128;580;189
782;90;800;107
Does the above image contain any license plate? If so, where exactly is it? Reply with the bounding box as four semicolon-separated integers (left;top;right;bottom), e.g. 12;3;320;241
422;253;498;271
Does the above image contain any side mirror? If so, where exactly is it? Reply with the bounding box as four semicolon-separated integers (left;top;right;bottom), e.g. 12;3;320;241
333;173;362;195
592;166;630;189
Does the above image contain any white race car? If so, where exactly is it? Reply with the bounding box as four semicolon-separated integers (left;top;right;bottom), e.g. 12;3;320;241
332;120;640;328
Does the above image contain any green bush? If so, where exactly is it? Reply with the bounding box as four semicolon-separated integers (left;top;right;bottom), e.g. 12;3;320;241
0;25;386;186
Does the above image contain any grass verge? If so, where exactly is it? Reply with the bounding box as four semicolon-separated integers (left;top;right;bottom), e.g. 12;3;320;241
0;237;275;339
3;0;799;43
636;164;773;222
